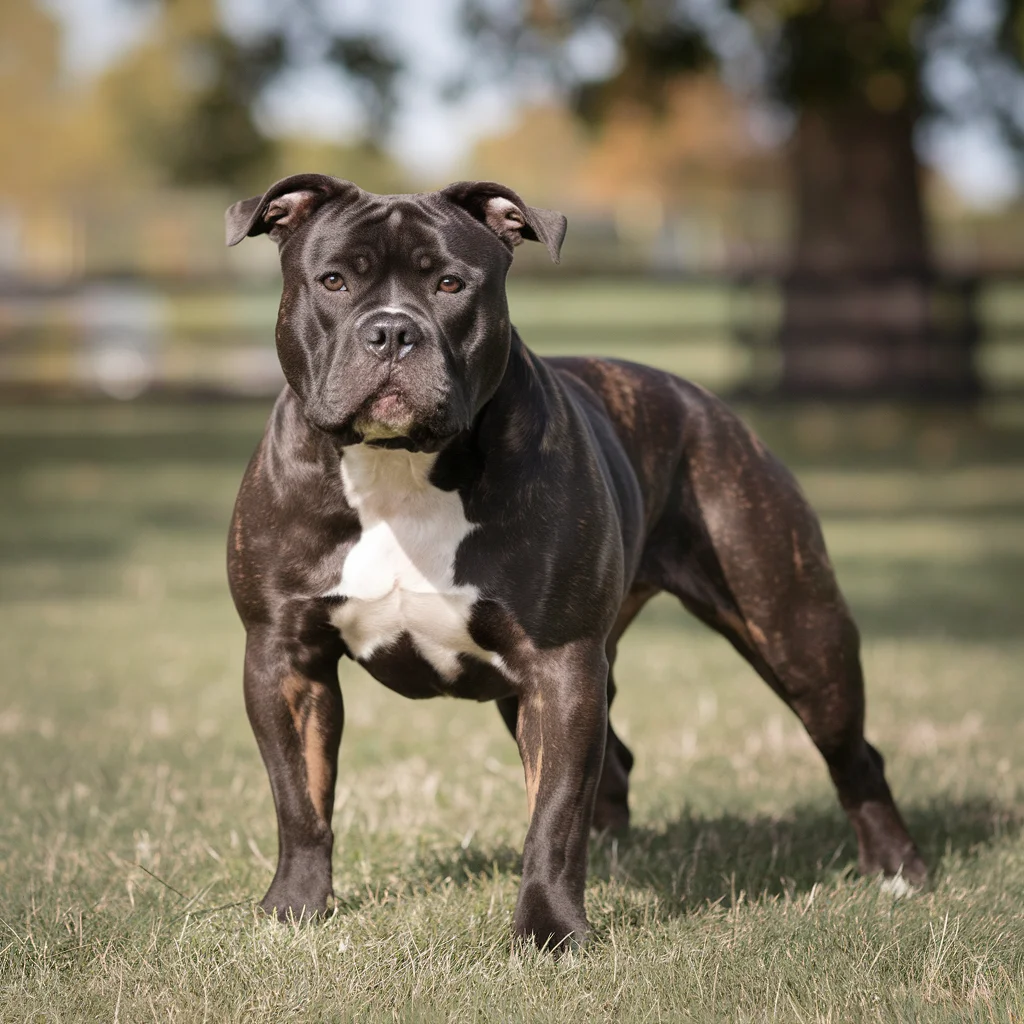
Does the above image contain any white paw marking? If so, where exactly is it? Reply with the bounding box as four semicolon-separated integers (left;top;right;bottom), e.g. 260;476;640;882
325;445;505;682
880;872;915;899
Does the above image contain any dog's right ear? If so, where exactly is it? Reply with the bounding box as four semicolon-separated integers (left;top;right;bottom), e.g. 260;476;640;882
225;173;360;247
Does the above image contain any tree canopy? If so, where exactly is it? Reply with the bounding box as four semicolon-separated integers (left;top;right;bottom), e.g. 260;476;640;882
461;0;1024;175
108;0;401;190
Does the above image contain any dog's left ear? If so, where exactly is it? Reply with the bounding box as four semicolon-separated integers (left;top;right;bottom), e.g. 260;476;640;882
225;173;360;247
441;181;567;263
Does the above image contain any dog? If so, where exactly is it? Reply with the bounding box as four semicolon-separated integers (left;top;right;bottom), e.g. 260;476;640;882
224;174;927;950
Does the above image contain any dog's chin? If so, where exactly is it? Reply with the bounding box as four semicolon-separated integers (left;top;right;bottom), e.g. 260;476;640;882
355;417;409;438
354;420;456;453
353;411;416;444
308;393;464;453
363;435;423;452
351;391;465;452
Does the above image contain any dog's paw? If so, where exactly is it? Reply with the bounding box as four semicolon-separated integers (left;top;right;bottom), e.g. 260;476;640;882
513;883;589;954
258;893;332;922
879;872;916;899
879;857;928;899
259;877;333;923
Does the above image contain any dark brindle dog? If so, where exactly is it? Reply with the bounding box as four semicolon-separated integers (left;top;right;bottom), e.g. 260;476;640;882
224;174;927;950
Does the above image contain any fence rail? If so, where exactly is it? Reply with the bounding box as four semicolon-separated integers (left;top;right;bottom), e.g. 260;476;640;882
1;272;1023;400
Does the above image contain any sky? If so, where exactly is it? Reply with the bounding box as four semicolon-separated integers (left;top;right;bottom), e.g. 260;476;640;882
41;0;523;178
40;0;1022;207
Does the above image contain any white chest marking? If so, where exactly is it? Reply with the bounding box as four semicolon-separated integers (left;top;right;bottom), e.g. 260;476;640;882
325;445;502;682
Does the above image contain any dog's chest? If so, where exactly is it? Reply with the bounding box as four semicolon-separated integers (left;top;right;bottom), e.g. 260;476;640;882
325;446;500;682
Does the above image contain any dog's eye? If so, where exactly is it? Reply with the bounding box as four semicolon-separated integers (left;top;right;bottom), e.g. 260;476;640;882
437;275;464;294
320;273;347;292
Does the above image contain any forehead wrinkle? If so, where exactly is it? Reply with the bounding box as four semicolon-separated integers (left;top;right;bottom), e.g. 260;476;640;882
304;210;384;267
429;231;467;267
409;201;447;229
343;202;418;254
306;195;478;272
354;195;426;227
305;231;335;263
375;199;441;240
313;191;374;232
304;194;386;248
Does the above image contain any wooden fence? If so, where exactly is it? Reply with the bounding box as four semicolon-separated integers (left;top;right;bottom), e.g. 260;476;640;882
1;272;1022;400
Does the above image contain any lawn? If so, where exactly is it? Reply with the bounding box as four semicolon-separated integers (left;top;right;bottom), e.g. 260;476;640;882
0;396;1022;1022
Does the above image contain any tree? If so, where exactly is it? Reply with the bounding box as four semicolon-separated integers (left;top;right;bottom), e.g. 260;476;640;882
0;3;142;200
105;0;401;193
463;0;1024;398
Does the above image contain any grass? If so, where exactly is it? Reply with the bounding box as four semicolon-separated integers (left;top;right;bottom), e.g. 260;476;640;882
0;396;1023;1022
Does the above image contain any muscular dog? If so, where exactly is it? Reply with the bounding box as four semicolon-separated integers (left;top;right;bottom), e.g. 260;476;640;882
224;174;927;950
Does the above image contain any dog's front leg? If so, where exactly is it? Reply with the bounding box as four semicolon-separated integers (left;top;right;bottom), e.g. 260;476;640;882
243;627;343;920
512;642;608;951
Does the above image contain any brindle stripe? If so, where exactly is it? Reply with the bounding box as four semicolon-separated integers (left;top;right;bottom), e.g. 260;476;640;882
281;673;332;824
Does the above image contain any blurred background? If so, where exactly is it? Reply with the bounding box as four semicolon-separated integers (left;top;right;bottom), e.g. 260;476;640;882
6;0;1024;404
2;0;1024;627
4;0;1023;631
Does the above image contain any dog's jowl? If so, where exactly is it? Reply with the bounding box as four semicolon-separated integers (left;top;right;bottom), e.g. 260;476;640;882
224;174;927;950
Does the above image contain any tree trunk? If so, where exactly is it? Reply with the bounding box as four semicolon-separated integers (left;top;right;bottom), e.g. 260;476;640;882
778;102;979;399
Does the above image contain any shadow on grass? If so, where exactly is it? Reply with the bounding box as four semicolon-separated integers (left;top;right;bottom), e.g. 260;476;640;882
587;796;1021;915
339;796;1021;920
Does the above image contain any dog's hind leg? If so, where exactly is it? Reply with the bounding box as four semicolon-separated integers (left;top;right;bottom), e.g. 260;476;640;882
591;584;659;831
591;671;634;833
648;394;926;885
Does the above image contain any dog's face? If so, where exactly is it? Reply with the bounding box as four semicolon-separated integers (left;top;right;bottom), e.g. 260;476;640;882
226;175;566;451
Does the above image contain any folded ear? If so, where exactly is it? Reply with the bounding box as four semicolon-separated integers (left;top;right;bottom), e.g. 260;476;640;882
225;173;360;246
440;181;567;263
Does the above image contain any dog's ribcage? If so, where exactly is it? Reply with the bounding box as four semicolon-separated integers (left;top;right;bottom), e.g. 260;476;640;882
325;445;502;680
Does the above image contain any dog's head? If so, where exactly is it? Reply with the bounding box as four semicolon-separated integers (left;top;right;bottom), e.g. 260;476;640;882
226;175;566;451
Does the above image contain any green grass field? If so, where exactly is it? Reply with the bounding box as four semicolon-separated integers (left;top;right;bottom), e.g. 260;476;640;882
1;396;1022;1022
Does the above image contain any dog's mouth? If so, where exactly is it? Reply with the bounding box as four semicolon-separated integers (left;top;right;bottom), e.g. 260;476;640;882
362;434;422;451
308;379;466;453
353;389;415;442
358;429;457;454
363;390;411;426
347;389;458;453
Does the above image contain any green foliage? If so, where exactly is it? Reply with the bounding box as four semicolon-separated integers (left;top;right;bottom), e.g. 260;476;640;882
462;0;1024;137
773;0;923;107
145;32;282;190
114;0;401;190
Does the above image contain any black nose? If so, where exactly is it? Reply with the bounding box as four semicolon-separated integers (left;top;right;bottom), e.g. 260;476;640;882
362;312;423;360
